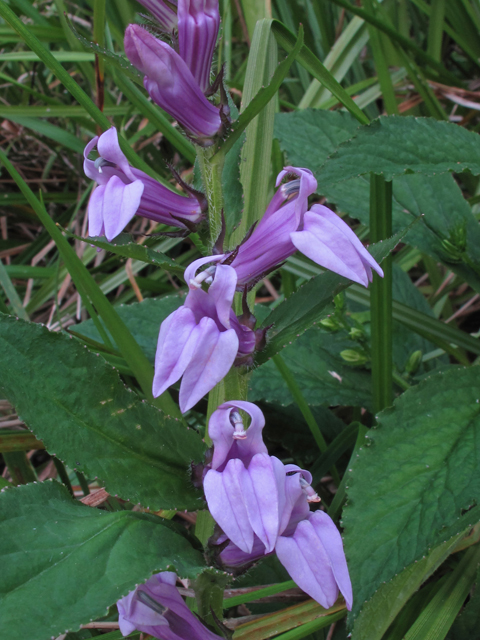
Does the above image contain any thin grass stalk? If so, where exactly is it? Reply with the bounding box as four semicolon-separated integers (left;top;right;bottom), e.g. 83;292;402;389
370;175;393;414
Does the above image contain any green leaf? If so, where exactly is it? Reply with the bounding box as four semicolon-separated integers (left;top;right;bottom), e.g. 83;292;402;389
4;116;86;153
0;50;95;61
317;116;480;184
257;229;406;365
373;264;447;374
259;402;346;465
69;232;186;276
0;481;205;640
271;20;369;125
299;17;370;109
343;365;480;622
447;568;480;639
404;544;480;640
250;326;372;409
274;110;480;293
231;19;279;244
0;314;203;510
73;295;184;363
350;531;469;640
222;133;245;236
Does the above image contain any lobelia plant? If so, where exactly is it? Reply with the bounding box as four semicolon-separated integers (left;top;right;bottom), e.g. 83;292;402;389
3;0;480;640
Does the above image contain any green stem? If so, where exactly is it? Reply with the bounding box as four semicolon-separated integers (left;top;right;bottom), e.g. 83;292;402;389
197;146;225;249
53;458;74;496
363;0;399;115
193;569;229;629
272;354;340;486
2;451;37;485
370;174;393;415
427;0;447;62
76;471;90;496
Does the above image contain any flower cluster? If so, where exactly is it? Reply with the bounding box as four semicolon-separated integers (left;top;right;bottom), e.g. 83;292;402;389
152;166;383;410
117;571;222;640
202;401;353;611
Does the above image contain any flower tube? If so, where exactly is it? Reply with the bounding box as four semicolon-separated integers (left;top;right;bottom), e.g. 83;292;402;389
136;0;178;31
178;0;220;92
124;25;224;143
117;571;223;640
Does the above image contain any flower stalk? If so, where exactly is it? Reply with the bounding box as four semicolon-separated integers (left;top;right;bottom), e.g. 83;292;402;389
196;145;226;249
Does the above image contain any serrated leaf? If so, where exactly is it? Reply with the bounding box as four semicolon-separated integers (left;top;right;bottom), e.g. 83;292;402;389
68;232;186;276
317;116;480;184
257;230;406;365
274;110;480;293
343;366;480;622
250;326;372;410
0;481;205;640
74;295;183;363
351;531;468;640
0;314;203;510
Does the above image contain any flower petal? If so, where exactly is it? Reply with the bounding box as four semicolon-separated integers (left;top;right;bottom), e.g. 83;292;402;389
208;400;267;470
178;0;220;92
153;307;198;398
308;511;353;610
310;204;383;278
208;264;237;329
276;518;339;609
87;185;106;238
137;0;178;31
204;461;254;554
179;318;239;412
291;211;370;287
184;254;225;289
102;176;144;242
97;127;136;181
242;453;280;553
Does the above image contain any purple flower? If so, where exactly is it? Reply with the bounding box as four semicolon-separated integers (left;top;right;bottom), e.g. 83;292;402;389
152;257;261;412
124;25;224;144
203;401;353;611
84;128;203;240
276;511;353;611
117;571;222;640
229;166;383;288
136;0;178;32
178;0;220;92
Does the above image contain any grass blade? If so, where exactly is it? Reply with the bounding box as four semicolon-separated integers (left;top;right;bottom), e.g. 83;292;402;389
370;175;393;413
271;20;369;125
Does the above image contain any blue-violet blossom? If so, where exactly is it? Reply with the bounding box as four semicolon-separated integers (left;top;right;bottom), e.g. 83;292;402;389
178;0;220;92
203;401;353;611
135;0;219;93
206;167;383;288
153;256;264;412
84;128;204;240
124;23;225;144
117;571;222;640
